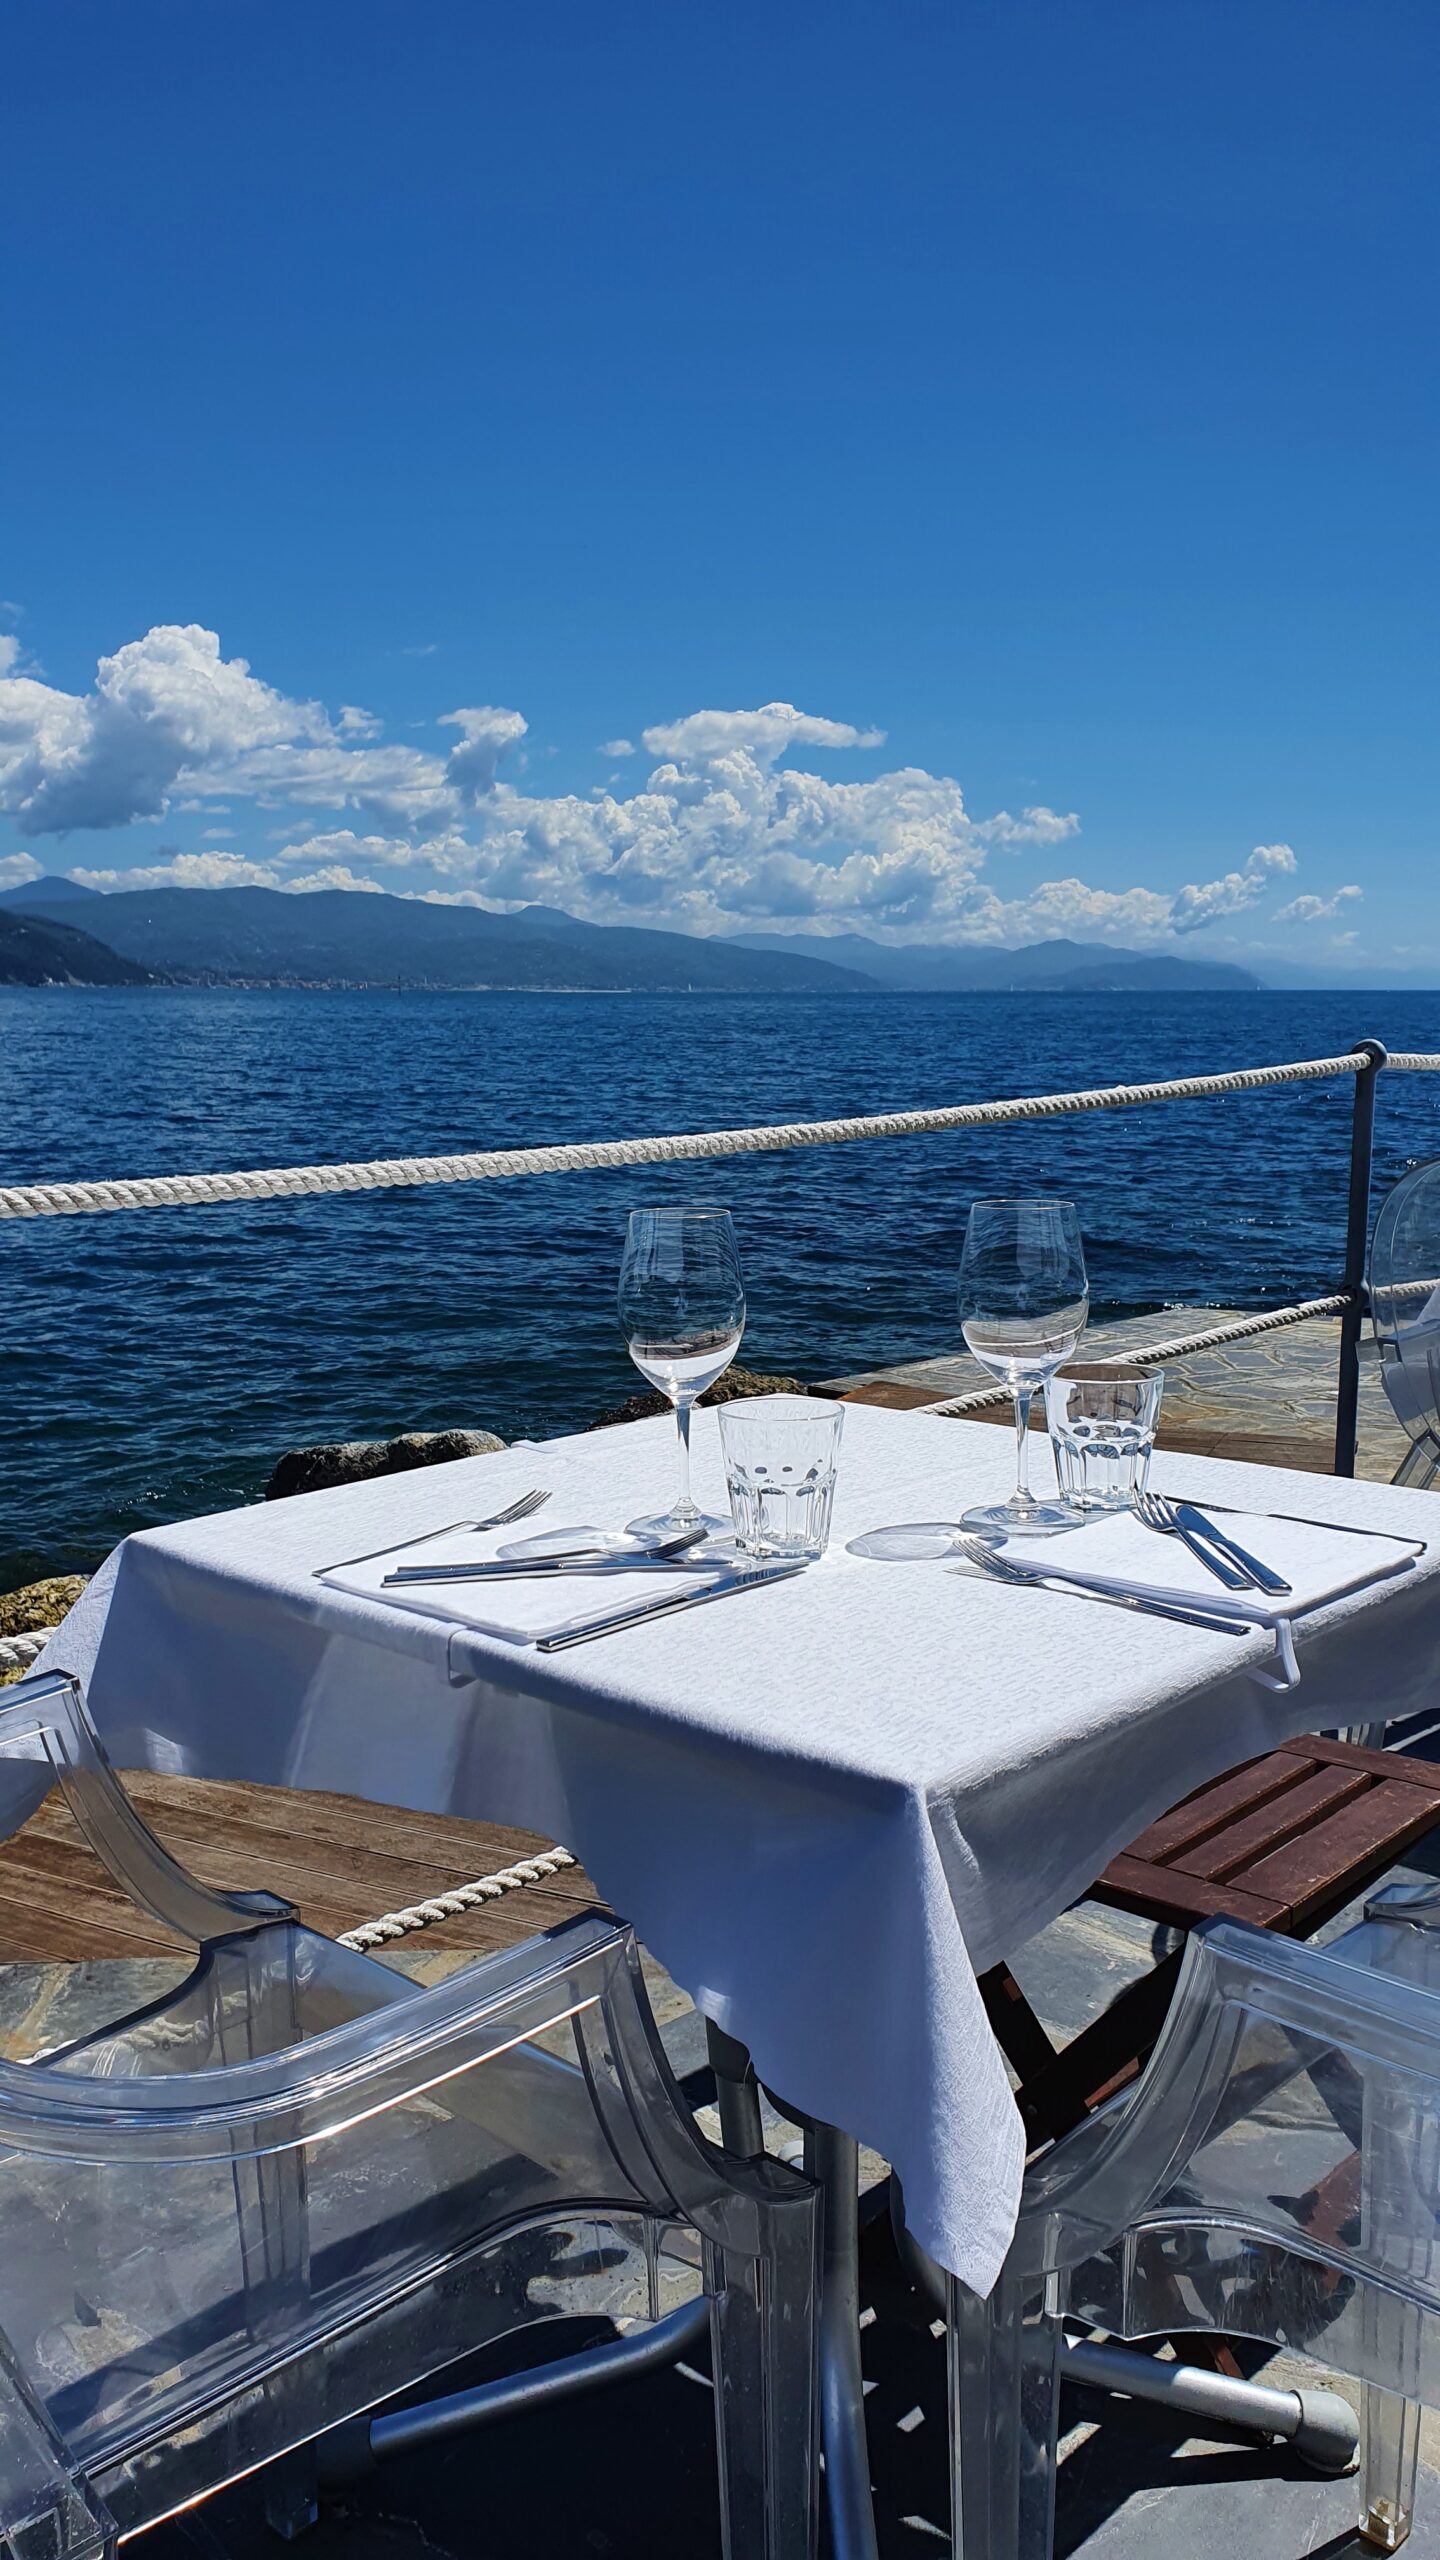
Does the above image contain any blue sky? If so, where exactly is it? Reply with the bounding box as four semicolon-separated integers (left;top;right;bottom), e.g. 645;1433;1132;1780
3;0;1436;970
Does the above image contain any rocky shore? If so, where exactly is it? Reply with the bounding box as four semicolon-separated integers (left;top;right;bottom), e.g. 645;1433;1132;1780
2;1371;814;1671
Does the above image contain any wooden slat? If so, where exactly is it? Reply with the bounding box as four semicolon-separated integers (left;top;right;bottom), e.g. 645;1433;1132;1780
1170;1766;1369;1884
1124;1750;1323;1866
1241;1783;1440;1928
1091;1854;1286;1931
117;1771;580;1878
1292;1734;1440;1793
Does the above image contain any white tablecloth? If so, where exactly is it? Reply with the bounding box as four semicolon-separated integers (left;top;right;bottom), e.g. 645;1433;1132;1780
32;1405;1440;2295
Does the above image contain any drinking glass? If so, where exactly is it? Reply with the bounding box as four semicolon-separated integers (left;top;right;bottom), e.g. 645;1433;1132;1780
719;1396;843;1559
1046;1365;1163;1511
959;1196;1089;1533
618;1207;746;1540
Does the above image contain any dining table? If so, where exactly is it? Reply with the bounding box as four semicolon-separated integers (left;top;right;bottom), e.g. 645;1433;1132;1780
30;1399;1440;2558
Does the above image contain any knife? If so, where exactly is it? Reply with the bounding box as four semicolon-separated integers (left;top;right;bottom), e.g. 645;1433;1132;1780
386;1527;709;1583
536;1561;807;1651
1174;1503;1293;1597
386;1554;714;1584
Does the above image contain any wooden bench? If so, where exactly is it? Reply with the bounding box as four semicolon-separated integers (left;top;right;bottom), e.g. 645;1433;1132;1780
982;1732;1440;2149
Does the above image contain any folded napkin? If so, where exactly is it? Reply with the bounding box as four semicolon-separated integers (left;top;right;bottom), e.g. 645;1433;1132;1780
995;1503;1425;1688
317;1521;730;1647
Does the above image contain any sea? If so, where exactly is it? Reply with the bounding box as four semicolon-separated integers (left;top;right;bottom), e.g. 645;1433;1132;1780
5;985;1439;1587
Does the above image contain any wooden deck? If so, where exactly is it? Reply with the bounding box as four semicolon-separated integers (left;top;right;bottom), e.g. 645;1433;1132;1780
0;1772;601;1967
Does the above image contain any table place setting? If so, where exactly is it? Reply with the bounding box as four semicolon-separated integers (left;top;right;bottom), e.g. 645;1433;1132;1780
840;1195;1429;1688
307;1194;1427;1691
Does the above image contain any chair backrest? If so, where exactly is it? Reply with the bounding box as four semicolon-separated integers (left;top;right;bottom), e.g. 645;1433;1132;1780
1004;1915;1440;2409
1370;1161;1440;1461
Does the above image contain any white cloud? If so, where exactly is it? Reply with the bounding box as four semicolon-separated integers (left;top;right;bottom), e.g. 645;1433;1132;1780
281;864;387;895
0;625;329;833
1168;842;1298;935
436;706;529;805
337;704;382;738
0;636;20;678
640;702;885;767
68;850;286;892
0;850;41;888
971;805;1081;849
600;738;634;759
1273;885;1362;924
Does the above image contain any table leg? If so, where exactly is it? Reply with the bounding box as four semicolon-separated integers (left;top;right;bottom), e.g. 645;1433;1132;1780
805;2123;881;2560
705;2026;880;2560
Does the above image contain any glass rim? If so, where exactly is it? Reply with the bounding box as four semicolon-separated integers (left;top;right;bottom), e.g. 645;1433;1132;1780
717;1393;842;1427
625;1203;735;1221
1049;1363;1159;1386
965;1195;1079;1214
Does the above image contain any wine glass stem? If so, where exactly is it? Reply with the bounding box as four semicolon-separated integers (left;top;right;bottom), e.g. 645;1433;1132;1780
674;1397;696;1521
1012;1384;1034;1507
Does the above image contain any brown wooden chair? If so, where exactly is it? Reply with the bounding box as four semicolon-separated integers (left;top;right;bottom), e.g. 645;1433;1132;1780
980;1731;1440;2152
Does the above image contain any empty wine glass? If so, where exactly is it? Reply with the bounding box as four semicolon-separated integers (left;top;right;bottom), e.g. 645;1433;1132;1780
618;1207;746;1540
959;1196;1089;1534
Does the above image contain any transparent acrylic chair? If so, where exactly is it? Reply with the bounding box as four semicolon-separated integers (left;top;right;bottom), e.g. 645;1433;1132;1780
948;1896;1440;2559
1372;1160;1440;1491
0;1671;819;2560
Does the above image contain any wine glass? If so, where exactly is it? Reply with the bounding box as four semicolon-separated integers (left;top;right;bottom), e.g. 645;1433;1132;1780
619;1207;746;1540
959;1196;1089;1534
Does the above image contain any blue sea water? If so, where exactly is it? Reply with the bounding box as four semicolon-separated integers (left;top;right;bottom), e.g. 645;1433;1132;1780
4;985;1439;1585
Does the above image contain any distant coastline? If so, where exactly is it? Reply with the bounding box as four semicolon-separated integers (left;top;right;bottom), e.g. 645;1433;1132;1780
0;877;1261;995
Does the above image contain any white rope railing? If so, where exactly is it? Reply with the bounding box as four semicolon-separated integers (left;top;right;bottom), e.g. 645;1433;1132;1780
338;1847;579;1949
918;1292;1354;1416
0;1049;1399;1223
0;1633;47;1671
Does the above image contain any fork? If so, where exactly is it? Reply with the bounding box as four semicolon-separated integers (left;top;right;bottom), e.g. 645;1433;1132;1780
1133;1490;1254;1591
314;1488;551;1579
950;1533;1250;1636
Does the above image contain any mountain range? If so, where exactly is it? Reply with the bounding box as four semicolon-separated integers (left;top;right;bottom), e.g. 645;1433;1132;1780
728;928;1260;992
0;874;1264;992
0;904;155;988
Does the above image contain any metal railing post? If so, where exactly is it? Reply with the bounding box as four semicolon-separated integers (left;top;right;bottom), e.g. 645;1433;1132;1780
1333;1038;1388;1477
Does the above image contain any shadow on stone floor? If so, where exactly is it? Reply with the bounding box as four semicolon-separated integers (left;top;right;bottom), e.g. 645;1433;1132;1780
138;2212;1440;2560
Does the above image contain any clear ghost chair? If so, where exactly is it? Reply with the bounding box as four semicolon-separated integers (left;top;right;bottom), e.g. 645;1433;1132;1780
0;1671;819;2560
1371;1160;1440;1491
947;1900;1440;2560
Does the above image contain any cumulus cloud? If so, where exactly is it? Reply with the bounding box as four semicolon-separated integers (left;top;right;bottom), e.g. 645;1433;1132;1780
0;624;532;837
68;850;287;892
436;706;529;805
0;850;41;888
0;626;330;833
0;636;21;678
1272;885;1362;924
281;864;387;895
1168;842;1298;935
0;624;1333;948
640;702;885;767
971;805;1081;849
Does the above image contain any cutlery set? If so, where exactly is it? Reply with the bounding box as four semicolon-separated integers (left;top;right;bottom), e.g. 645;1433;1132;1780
342;1479;1296;1651
1132;1492;1292;1595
